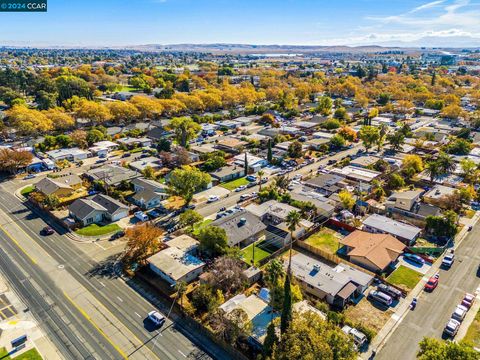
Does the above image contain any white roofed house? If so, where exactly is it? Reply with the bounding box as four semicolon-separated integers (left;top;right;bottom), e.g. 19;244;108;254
362;214;422;246
233;153;268;173
147;234;205;286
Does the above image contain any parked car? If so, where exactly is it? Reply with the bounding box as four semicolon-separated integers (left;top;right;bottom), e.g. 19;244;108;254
341;325;367;349
246;175;257;182
121;153;131;158
41;226;55;235
239;194;251;201
424;274;439;292
442;250;455;268
148;209;162;219
377;283;402;300
462;293;476;309
403;253;425;265
24;174;36;180
246;181;257;188
110;231;125;241
327;159;337;165
207;195;219;203
443;318;461;337
368;290;393;306
147;311;165;327
260;177;268;184
452;305;468;322
134;211;149;222
235;185;247;192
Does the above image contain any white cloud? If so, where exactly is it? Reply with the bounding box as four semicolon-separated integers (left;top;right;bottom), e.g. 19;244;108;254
410;0;445;13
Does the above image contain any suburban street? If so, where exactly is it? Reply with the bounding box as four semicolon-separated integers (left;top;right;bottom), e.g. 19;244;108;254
0;186;228;360
196;143;363;217
377;222;480;360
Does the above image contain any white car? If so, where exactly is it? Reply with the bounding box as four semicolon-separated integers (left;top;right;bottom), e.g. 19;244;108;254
444;318;461;337
207;195;219;203
239;194;251;201
235;185;247;192
147;311;165;326
442;250;455;268
452;304;468;322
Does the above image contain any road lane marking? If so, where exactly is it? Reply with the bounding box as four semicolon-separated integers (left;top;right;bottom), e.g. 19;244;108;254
99;281;106;287
63;291;128;360
178;350;187;357
135;312;141;318
116;296;123;302
0;225;37;264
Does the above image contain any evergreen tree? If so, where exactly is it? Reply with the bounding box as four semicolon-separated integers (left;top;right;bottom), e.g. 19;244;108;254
244;152;249;175
263;321;278;358
431;70;436;86
280;274;292;334
267;139;273;163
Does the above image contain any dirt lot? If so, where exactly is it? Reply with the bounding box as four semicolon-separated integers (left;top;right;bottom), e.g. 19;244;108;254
345;296;394;333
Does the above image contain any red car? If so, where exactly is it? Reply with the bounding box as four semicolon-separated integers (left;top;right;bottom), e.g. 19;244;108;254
424;274;439;291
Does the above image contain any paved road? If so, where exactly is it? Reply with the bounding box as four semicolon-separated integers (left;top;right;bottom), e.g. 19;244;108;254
377;222;480;360
0;232;121;360
0;189;228;360
197;144;363;218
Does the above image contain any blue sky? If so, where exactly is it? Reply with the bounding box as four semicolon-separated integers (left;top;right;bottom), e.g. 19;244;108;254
1;0;480;47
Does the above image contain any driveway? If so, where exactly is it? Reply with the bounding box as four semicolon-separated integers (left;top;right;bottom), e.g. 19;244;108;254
398;255;432;275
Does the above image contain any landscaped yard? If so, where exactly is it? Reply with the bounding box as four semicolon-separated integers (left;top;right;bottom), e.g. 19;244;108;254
192;219;213;236
75;223;121;237
463;308;480;348
241;240;276;266
220;177;249;191
387;265;423;292
304;228;341;254
20;185;35;197
0;347;42;360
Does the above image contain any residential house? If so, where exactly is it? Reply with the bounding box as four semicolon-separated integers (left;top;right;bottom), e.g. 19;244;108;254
46;148;90;162
339;230;406;273
147;234;205;286
69;194;129;226
128;156;163;172
233;153;268;173
131;177;168;210
36;174;82;198
211;210;267;248
330;166;381;185
215;138;248;153
423;185;456;208
85;164;140;186
385;190;423;212
209;165;245;184
362;214;422;245
117;137;152;148
304;173;346;196
289;253;373;309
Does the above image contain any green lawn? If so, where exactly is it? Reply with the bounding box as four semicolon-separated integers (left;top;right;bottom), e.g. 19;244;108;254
20;185;35;197
304;229;341;254
463;308;480;348
220;177;250;191
241;241;274;266
0;347;42;360
192;219;213;237
118;85;140;92
75;223;121;237
387;265;423;292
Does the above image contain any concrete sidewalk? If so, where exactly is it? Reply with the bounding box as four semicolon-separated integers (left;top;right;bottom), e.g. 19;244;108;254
0;275;63;360
362;211;480;359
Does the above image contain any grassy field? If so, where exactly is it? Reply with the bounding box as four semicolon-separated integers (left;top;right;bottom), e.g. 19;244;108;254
0;347;42;360
463;308;480;348
304;229;341;254
192;219;213;236
20;185;35;197
387;265;423;292
220;177;249;191
75;223;121;237
241;240;276;266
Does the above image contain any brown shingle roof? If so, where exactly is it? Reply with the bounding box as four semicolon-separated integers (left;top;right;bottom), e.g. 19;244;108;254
340;230;406;271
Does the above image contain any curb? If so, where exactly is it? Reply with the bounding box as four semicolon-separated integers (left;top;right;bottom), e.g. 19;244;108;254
363;211;480;359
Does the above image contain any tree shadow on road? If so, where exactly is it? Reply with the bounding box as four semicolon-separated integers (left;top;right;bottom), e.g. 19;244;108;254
84;254;123;279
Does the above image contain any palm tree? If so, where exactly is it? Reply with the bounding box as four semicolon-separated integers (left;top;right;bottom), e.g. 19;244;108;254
257;170;265;191
425;160;441;184
286;210;301;273
437;153;456;175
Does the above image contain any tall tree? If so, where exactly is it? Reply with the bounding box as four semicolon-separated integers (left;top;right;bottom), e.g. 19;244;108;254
425;160;441;184
267;139;273;163
280;273;292;335
244;152;249;175
286;210;301;272
167;166;211;205
358;125;380;151
168;117;201;147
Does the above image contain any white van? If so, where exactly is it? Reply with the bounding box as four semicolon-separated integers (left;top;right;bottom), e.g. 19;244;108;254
134;211;149;222
368;290;393;306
